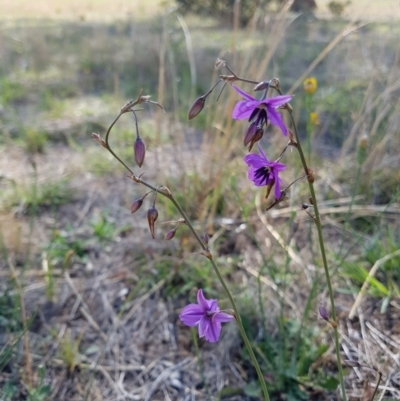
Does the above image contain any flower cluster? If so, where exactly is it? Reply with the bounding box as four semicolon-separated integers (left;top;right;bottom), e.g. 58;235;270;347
230;83;291;201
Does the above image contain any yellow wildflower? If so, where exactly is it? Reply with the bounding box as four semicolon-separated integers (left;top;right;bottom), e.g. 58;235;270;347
303;77;318;94
309;112;319;125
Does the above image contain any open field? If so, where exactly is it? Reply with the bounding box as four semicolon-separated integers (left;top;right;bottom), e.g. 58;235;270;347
1;1;400;400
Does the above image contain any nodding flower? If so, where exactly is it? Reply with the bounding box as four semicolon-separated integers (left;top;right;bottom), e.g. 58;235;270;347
244;144;286;200
231;84;292;141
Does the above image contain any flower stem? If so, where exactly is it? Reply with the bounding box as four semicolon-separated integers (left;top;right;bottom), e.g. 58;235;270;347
287;110;347;401
102;114;271;401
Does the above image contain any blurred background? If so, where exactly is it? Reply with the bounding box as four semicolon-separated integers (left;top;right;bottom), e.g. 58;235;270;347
1;0;400;400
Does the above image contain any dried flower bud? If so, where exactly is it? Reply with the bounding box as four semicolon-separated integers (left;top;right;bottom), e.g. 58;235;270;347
188;96;205;120
134;136;146;168
253;81;269;91
165;227;177;240
147;207;158;239
269;78;280;90
319;304;329;321
307;168;315;184
309;112;319;126
130;191;150;214
215;58;226;69
92;133;107;148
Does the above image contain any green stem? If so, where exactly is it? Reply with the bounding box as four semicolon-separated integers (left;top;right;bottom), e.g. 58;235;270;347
102;112;271;401
287;111;347;401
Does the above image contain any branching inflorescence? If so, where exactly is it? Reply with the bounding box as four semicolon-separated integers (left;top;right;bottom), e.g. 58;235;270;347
93;59;347;401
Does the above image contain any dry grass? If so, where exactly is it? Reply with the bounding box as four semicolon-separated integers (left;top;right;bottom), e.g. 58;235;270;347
1;1;400;400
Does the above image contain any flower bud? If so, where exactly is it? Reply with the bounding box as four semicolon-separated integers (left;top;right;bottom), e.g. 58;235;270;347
243;122;257;147
134;136;146;168
202;233;210;245
188;96;205;120
165;227;177;240
215;58;226;69
253;81;269;91
130;191;150;214
248;126;264;151
319;304;329;321
309;112;319;126
269;78;280;90
307;168;315;184
303;77;318;94
147;207;158;239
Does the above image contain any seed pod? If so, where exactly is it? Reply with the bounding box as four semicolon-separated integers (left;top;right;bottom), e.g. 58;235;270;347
188;96;205;120
147;207;158;239
134;136;146;168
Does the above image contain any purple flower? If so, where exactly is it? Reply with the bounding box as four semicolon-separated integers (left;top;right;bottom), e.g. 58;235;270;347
231;84;292;136
244;144;286;200
179;289;234;343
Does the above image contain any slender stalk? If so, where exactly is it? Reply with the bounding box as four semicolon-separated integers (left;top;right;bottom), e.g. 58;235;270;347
102;113;271;401
286;110;347;401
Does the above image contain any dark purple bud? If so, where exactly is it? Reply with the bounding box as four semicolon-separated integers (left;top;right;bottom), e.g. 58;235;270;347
248;126;264;152
130;191;150;214
188;96;205;120
147;207;158;239
319;304;329;321
134;136;146;168
244;122;257;146
165;227;177;240
253;81;269;91
201;233;210;245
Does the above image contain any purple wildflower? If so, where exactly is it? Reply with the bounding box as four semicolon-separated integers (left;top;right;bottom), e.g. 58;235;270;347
231;84;292;136
244;144;286;200
179;289;234;343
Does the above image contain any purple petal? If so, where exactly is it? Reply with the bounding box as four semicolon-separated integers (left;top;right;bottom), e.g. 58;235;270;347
257;143;268;161
197;289;211;312
204;321;221;342
179;304;204;326
231;84;256;101
232;100;261;120
263;95;292;107
267;107;288;136
213;312;234;323
198;316;210;338
209;300;219;313
244;153;268;168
